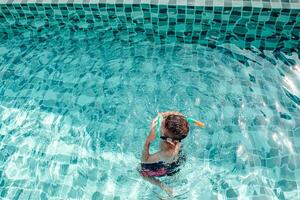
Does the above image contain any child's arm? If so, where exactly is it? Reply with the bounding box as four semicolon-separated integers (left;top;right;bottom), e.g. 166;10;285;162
141;126;165;163
141;128;155;162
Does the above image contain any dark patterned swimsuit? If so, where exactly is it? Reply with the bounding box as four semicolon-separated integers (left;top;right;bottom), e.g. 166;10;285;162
140;150;186;177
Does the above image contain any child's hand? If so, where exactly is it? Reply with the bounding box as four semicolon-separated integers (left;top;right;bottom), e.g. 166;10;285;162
150;115;159;129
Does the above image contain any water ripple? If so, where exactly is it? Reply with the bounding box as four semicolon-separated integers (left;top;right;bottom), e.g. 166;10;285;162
0;34;299;199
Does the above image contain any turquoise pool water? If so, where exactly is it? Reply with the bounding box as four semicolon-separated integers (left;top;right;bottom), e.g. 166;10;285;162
0;4;300;200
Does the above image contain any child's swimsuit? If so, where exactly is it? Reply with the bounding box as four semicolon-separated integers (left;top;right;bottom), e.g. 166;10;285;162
139;150;186;177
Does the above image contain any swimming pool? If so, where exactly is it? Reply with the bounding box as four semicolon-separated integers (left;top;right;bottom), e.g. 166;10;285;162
0;1;300;199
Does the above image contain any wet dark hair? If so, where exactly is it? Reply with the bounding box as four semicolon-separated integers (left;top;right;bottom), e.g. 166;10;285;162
164;114;189;141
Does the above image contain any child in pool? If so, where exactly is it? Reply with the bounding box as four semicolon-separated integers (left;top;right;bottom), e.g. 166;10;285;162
139;111;189;196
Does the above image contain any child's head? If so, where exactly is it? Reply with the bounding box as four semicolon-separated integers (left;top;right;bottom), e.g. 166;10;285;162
163;114;189;141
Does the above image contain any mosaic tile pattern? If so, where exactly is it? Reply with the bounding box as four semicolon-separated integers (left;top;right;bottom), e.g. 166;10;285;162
0;0;300;8
0;2;299;200
0;4;299;54
0;38;299;199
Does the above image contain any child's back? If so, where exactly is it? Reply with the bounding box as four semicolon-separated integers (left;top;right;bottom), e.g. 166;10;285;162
139;111;189;196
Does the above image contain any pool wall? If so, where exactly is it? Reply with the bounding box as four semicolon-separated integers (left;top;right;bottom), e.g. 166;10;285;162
0;1;299;54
